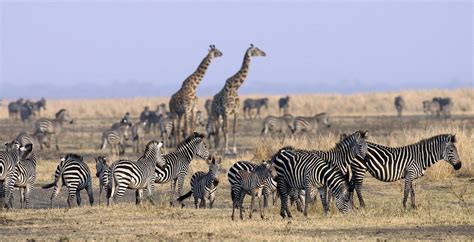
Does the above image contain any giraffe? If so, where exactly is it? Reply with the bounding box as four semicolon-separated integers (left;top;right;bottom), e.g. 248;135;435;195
210;44;266;153
169;45;223;146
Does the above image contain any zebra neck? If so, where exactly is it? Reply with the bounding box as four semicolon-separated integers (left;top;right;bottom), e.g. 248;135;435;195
417;141;443;169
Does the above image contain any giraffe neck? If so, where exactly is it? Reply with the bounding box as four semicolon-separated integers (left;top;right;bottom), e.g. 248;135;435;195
224;51;251;92
182;53;213;93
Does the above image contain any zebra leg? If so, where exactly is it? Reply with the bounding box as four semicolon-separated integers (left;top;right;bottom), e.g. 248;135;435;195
231;188;239;220
209;193;215;209
304;186;312;217
87;184;94;206
410;182;416;209
319;187;329;216
0;180;4;208
239;190;246;220
402;175;415;210
99;185;103;205
50;185;61;208
146;182;156;205
136;189;143;205
194;195;199;209
169;178;177;207
76;190;82;206
249;192;256;219
353;170;366;208
277;178;291;219
67;188;77;208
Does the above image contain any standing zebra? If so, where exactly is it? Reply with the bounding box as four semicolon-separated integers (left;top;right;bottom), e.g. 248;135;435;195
20;101;36;123
394;96;406;117
9;143;35;209
132;121;147;153
260;114;294;137
42;154;94;208
8;98;24;120
422;100;441;116
15;131;51;150
432;97;453;118
243;98;269;119
233;161;276;220
107;140;164;205
349;134;461;209
101;123;131;156
0;140;27;209
159;114;174;148
155;132;209;206
271;146;354;218
95;156;109;205
204;99;213;118
278;96;290;116
291;112;330;136
177;156;222;209
35;109;73;150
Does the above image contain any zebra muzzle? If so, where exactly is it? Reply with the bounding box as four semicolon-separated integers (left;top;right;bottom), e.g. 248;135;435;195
453;162;462;170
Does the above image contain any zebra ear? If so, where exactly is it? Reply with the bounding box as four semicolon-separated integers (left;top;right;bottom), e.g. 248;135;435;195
25;143;33;152
361;130;369;138
340;134;347;141
449;134;456;143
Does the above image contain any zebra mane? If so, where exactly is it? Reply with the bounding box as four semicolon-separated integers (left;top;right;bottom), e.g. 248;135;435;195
177;132;205;150
64;153;83;162
55;109;67;118
417;134;456;145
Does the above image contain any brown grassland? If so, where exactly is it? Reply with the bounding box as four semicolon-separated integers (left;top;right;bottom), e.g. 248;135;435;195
0;88;473;240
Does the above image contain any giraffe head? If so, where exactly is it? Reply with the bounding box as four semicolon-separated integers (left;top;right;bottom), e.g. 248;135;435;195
209;45;223;58
247;44;266;57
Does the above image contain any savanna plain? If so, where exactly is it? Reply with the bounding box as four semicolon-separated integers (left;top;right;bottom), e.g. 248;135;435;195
0;88;473;240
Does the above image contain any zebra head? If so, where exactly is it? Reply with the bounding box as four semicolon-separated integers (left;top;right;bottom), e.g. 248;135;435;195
247;44;266;57
95;156;107;177
56;109;74;124
207;155;222;175
5;140;21;153
340;131;369;160
179;132;209;160
259;160;277;179
443;134;461;170
19;143;33;160
209;45;223;58
144;140;165;167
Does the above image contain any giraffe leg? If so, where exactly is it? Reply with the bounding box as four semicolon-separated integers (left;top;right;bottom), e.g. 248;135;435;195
232;113;238;154
222;115;229;152
213;117;220;149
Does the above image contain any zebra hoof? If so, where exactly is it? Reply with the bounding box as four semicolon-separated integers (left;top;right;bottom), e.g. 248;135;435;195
181;204;185;209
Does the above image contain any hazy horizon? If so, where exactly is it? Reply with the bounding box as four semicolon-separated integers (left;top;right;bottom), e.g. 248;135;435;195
1;1;472;99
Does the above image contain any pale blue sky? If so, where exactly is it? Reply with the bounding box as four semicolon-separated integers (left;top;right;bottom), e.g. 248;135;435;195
0;1;472;98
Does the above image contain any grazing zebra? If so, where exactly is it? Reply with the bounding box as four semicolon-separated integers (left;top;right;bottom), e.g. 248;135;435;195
107;140;164;205
155;132;209;206
35;109;73;150
132;121;147;153
101;123;131;156
16;131;51;150
349;134;461;209
177;156;222;208
9;143;35;209
8;98;24;120
422;100;441;116
0;140;26;209
95;156;109;205
260;114;294;137
271;146;354;218
278;96;290;116
227;161;277;213
243;98;269;119
291;112;330;135
232;161;276;220
394;96;406;117
204;99;213;118
42;154;94;208
433;97;453;118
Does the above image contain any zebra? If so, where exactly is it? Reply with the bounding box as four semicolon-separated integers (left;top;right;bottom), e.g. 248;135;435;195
227;160;277;213
177;156;222;209
95;156;109;205
348;134;461;210
271;146;354;218
132;121;147;153
42;154;94;208
278;96;290;116
107;140;164;205
35;109;73;150
432;97;453;118
111;113;131;130
394;96;406;117
243;98;269;119
20;101;36;123
140;106;150;122
15;131;51;150
291;112;331;135
204;99;213;118
31;98;47;117
9;143;35;209
232;161;276;220
8;98;24;120
159;114;174;148
422;100;441;116
101;123;131;156
155;132;209;206
260;114;294;137
0;140;27;209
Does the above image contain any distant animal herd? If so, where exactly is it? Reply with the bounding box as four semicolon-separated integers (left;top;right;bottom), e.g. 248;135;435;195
0;45;461;220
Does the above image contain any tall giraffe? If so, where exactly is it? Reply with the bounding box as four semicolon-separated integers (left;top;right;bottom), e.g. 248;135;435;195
210;44;266;153
169;45;223;146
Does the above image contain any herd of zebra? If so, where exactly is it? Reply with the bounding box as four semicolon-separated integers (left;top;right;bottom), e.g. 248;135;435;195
0;118;462;220
395;95;454;117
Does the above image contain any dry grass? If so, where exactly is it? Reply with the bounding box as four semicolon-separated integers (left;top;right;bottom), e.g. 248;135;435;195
1;88;472;119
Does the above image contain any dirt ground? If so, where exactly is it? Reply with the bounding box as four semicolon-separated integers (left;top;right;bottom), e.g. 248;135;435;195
0;113;473;240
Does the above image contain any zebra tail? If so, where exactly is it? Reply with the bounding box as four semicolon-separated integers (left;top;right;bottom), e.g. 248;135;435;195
177;190;193;202
100;136;107;150
106;165;116;199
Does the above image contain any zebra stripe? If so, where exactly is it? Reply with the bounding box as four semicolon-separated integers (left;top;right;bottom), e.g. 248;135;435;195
16;131;51;150
349;134;461;209
0;140;26;209
243;98;269;119
177;156;221;209
260;114;294;137
231;161;275;220
107;140;164;205
42;154;94;208
101;124;131;155
9;144;35;209
95;156;109;205
271;146;353;219
155;132;209;206
35;109;73;150
292;112;330;135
